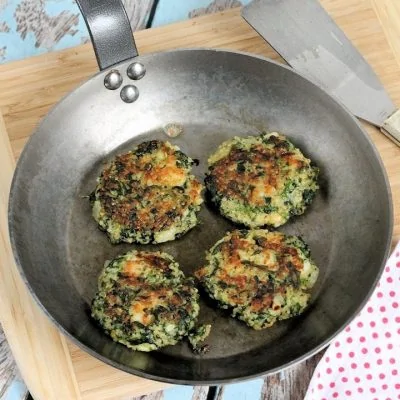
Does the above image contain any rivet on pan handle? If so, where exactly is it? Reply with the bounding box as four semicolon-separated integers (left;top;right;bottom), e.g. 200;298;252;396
75;0;138;71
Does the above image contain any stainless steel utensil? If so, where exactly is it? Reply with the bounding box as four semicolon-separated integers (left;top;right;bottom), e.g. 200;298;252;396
242;0;400;146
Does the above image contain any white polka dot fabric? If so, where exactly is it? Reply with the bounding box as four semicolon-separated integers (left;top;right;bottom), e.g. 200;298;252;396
305;242;400;400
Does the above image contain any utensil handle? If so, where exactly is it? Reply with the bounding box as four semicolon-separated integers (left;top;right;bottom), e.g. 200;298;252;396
207;385;221;400
76;0;138;71
381;109;400;147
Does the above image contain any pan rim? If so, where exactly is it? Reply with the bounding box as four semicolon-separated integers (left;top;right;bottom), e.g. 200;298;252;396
8;47;394;385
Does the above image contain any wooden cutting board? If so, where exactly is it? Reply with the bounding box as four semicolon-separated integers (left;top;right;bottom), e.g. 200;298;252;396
0;2;399;399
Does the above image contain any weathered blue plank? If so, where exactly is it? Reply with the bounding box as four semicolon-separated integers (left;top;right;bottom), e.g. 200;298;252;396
164;385;194;400
222;379;264;400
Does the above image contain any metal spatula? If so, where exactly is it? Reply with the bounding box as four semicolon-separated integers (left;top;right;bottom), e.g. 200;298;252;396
242;0;400;146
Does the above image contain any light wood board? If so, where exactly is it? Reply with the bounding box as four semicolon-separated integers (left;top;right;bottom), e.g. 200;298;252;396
0;2;399;399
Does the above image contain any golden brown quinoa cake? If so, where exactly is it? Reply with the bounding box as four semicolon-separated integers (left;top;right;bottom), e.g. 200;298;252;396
195;230;319;330
91;250;200;351
91;140;203;244
205;132;319;227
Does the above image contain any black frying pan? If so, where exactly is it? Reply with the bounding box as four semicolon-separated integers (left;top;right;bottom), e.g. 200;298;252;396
8;0;392;384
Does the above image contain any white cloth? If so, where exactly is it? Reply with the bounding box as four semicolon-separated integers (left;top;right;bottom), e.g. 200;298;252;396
305;241;400;400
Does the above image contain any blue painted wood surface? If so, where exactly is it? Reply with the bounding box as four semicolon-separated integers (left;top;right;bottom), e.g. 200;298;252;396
0;0;251;64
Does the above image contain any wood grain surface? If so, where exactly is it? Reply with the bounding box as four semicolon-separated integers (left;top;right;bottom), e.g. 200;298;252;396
0;327;25;398
0;1;399;399
0;114;81;399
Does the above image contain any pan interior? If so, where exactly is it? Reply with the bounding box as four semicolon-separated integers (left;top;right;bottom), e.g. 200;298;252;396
9;50;391;383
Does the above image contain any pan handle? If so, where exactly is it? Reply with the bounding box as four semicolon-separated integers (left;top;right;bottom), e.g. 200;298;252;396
76;0;138;71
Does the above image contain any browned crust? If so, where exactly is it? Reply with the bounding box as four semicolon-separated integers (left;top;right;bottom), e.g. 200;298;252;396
208;139;307;207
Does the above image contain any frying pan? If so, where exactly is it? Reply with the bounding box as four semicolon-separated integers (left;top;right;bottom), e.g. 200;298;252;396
8;0;392;384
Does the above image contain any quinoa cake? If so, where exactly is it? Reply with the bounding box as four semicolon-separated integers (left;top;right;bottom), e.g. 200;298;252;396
195;230;319;330
91;140;203;244
92;250;200;351
205;132;319;227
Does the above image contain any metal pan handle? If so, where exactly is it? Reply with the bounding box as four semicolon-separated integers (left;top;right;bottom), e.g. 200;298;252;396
75;0;138;71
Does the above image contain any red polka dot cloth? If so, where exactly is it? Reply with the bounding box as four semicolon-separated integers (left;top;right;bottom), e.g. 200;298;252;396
305;242;400;400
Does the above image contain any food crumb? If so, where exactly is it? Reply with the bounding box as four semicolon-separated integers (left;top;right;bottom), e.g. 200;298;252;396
163;123;184;138
189;324;211;354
